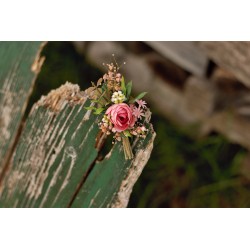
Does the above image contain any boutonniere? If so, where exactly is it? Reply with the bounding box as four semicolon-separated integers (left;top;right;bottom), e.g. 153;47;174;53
85;55;148;160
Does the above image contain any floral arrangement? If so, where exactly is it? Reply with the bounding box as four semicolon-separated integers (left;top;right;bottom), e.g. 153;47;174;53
85;56;148;160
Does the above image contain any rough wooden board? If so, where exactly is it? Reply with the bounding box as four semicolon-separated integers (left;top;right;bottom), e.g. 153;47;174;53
210;67;250;113
197;42;250;88
145;52;188;88
0;83;155;208
145;41;209;76
71;120;155;208
0;42;44;173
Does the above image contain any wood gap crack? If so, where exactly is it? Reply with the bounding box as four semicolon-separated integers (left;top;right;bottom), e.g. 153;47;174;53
67;132;109;207
67;155;98;208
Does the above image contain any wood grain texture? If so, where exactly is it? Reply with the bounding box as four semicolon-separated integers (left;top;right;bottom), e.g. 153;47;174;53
0;42;44;173
145;41;208;76
198;42;250;88
0;83;155;207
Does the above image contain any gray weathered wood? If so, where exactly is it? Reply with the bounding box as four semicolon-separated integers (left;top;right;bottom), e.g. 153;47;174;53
0;83;155;207
145;41;209;76
198;42;250;88
0;42;44;173
210;67;250;112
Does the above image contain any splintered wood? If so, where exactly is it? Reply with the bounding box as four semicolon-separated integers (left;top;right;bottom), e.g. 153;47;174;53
0;83;155;207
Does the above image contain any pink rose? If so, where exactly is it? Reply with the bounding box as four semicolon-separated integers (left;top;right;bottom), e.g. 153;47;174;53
106;103;135;132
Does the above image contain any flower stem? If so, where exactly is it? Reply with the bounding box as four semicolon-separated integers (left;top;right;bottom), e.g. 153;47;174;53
122;137;133;160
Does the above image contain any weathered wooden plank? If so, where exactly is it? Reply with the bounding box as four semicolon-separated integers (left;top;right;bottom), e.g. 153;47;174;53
145;52;188;88
209;67;250;112
145;41;209;76
0;83;98;207
0;83;155;207
0;42;44;173
71;117;155;208
198;42;250;88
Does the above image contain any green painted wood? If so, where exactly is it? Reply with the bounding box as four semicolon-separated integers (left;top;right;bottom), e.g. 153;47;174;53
71;122;155;208
0;41;44;172
0;83;155;207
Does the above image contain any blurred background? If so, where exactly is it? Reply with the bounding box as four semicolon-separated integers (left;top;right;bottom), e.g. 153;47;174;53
27;41;250;207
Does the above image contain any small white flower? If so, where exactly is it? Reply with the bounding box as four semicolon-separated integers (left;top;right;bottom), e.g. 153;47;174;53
111;91;125;103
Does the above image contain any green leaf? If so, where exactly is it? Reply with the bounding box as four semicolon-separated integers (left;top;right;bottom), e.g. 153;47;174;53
94;108;105;115
102;84;107;91
133;92;147;102
84;106;96;110
121;76;126;95
126;81;132;99
128;99;134;104
123;130;132;137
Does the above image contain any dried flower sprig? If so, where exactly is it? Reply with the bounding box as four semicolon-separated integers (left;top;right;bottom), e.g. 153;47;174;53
85;55;148;160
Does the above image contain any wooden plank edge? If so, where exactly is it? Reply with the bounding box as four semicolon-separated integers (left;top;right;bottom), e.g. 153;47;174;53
111;126;156;208
0;42;46;183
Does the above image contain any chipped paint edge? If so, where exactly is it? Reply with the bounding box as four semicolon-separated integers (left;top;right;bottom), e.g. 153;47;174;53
111;126;156;208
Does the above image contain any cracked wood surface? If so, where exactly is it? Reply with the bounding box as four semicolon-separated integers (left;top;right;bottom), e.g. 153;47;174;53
0;83;155;207
0;42;44;174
